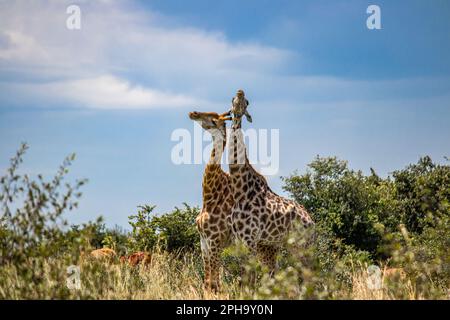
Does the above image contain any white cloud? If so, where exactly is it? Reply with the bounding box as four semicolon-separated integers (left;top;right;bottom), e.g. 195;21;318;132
23;75;206;109
0;0;449;111
0;0;292;109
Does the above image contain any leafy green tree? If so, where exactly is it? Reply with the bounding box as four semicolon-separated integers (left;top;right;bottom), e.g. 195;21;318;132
282;156;393;256
282;155;449;260
127;204;199;252
392;156;450;234
127;205;159;252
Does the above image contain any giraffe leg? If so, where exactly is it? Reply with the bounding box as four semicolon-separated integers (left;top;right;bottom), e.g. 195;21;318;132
200;237;222;292
200;236;213;291
209;248;221;292
201;252;212;290
256;244;278;275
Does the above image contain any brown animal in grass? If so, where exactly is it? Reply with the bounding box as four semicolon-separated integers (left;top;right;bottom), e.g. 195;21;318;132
383;267;406;281
89;248;117;261
120;251;152;267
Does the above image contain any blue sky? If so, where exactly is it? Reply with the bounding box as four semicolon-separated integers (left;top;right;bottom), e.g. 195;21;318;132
0;0;449;228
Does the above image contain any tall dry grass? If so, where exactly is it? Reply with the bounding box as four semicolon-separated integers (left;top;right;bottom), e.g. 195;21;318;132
351;267;417;300
2;251;440;300
0;251;238;299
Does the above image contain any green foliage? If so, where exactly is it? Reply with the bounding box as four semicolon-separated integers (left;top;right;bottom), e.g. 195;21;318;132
101;225;129;256
0;143;87;298
282;157;388;255
1;144;448;299
127;205;159;252
60;218;129;255
0;143;87;263
127;204;199;253
220;243;252;284
383;215;450;298
61;217;106;258
276;155;449;299
392;156;450;234
235;225;350;300
282;155;450;260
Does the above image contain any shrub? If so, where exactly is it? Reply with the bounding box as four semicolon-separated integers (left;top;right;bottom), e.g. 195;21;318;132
241;225;351;300
392;156;450;234
282;156;396;257
1;144;447;299
282;155;450;261
279;155;449;299
127;204;199;253
0;143;87;298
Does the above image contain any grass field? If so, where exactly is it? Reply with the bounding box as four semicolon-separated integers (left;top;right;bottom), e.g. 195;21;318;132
1;250;444;300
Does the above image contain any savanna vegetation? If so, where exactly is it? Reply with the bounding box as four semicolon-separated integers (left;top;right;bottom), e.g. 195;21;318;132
0;143;448;299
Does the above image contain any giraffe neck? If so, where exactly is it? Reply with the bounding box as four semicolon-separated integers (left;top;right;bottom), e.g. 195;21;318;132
228;127;268;198
202;130;227;206
207;131;226;166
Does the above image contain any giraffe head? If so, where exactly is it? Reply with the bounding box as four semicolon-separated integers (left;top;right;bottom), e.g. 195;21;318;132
189;111;231;138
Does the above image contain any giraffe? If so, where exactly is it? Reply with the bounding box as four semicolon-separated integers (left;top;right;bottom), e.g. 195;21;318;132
227;120;314;272
188;111;234;291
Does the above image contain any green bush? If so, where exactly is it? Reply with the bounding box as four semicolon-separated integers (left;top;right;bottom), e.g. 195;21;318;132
0;144;87;262
61;218;129;256
127;204;200;253
1;144;447;299
101;225;129;256
0;143;87;298
276;155;449;299
392;156;450;234
60;217;105;259
282;156;450;261
282;157;388;257
240;224;350;299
